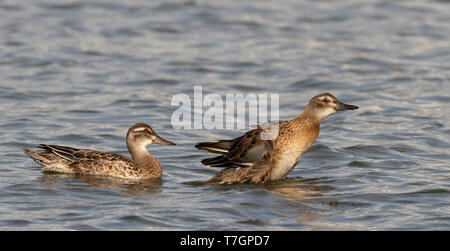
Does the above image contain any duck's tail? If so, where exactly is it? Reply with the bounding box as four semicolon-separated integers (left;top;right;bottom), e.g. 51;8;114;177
23;147;75;173
23;148;51;167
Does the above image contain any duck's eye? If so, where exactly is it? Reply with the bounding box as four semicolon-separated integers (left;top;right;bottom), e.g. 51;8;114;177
323;98;330;103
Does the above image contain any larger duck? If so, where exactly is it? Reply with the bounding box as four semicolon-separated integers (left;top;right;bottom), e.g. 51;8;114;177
196;93;358;185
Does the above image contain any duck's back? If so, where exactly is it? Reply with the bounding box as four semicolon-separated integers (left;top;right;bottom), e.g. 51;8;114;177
197;121;289;168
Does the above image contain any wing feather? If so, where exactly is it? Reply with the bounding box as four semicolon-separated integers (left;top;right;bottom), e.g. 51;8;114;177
38;144;80;162
197;120;287;168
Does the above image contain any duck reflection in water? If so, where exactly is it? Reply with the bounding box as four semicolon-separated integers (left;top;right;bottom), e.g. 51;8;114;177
38;173;163;196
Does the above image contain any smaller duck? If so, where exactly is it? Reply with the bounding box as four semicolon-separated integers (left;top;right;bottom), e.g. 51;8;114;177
24;123;175;179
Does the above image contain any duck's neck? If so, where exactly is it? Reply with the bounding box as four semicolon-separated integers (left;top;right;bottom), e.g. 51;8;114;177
294;107;322;147
297;106;322;125
127;143;162;175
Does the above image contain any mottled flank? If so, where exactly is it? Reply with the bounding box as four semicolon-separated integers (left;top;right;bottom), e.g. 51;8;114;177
197;93;358;185
24;123;175;179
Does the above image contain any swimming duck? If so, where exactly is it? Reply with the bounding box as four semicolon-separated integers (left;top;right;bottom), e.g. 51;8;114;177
24;123;175;179
196;93;358;185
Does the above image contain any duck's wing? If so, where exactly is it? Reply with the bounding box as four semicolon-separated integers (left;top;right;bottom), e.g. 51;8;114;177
27;144;132;176
39;144;132;170
195;140;234;154
197;120;288;168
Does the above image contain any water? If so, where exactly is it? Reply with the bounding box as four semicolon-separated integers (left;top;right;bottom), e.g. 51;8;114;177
0;0;449;230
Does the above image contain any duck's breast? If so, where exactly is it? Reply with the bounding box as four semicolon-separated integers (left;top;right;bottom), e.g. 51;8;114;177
269;122;319;180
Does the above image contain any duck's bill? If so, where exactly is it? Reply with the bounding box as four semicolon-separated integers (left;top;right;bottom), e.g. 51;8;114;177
154;135;176;146
335;101;359;111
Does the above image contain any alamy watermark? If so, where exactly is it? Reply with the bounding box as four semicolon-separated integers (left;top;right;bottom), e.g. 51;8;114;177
171;86;281;139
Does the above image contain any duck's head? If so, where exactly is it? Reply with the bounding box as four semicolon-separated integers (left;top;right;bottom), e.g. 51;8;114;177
305;93;358;121
126;123;175;151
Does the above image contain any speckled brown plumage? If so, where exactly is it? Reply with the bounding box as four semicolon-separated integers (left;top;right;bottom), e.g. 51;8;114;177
24;123;175;180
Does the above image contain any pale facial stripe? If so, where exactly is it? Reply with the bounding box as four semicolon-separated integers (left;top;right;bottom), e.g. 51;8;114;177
318;96;334;102
133;127;147;133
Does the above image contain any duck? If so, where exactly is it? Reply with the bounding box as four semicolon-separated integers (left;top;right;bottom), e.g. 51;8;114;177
24;123;175;179
195;93;358;185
